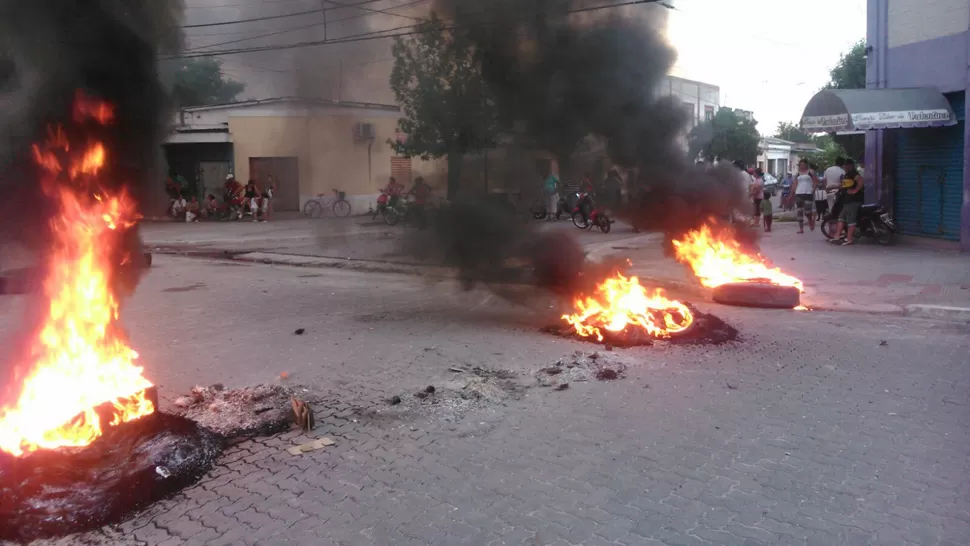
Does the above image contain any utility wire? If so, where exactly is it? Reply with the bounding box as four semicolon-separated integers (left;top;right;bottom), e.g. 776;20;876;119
169;0;669;58
184;0;428;52
322;0;426;22
180;0;384;28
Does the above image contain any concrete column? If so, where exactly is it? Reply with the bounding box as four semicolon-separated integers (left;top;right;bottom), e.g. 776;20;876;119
962;8;970;252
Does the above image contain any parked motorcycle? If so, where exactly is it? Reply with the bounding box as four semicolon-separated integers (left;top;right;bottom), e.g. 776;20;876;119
821;193;895;245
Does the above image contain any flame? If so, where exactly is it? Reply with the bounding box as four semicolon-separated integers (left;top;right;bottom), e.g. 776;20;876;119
0;95;154;457
672;224;803;291
562;273;694;341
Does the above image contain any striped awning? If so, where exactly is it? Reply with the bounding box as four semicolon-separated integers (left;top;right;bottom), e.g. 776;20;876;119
800;88;957;132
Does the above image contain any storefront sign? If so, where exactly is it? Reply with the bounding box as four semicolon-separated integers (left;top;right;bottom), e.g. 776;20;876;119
801;114;849;130
852;109;952;127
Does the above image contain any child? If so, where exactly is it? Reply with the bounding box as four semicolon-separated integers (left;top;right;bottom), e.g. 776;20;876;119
760;190;773;232
814;185;828;221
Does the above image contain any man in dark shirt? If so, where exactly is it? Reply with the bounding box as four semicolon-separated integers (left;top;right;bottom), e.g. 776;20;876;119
832;159;864;245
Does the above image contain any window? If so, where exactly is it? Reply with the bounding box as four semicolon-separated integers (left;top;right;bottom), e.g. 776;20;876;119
682;101;695;125
704;105;714;122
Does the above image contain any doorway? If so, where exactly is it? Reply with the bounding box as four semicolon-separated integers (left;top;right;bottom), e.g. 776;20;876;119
199;161;231;201
249;157;300;212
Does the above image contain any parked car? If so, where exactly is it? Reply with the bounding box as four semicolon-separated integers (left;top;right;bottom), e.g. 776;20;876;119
762;173;779;196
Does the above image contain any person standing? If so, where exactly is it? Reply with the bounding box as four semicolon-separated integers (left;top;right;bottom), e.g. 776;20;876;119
830;159;864;245
788;159;820;233
750;168;765;227
408;176;431;230
814;183;829;221
543;171;560;221
823;157;846;210
760;190;773;232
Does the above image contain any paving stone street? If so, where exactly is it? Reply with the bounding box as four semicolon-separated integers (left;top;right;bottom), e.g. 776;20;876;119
3;253;967;546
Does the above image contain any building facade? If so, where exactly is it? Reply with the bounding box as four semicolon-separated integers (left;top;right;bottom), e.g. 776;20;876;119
866;0;969;249
658;76;720;128
164;98;445;215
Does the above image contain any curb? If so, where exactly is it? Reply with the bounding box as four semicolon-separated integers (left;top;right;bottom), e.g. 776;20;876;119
152;248;458;279
902;304;970;322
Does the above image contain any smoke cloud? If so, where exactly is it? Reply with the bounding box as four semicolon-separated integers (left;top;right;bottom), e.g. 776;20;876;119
397;0;752;297
0;0;183;278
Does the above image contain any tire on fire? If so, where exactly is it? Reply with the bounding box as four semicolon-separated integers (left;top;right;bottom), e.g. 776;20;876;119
711;282;800;309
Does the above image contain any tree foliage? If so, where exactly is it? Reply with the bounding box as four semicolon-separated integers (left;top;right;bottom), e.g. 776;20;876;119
826;40;866;90
774;121;813;144
160;58;245;108
389;12;497;199
688;108;760;165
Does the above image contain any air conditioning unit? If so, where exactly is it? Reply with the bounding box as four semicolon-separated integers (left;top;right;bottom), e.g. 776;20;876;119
355;122;376;141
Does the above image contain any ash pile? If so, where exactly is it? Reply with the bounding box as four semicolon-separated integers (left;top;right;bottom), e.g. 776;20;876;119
386;367;528;423
172;383;299;438
535;351;628;388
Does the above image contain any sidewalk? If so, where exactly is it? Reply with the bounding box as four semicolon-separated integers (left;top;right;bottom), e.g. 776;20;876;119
598;225;970;318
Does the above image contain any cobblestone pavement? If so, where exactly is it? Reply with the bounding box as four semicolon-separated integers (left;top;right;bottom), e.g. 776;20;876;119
3;256;968;546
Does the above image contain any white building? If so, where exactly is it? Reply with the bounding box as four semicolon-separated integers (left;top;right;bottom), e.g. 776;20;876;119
658;76;720;128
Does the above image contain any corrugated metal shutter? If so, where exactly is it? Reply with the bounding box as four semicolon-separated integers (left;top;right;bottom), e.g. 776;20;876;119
893;92;965;240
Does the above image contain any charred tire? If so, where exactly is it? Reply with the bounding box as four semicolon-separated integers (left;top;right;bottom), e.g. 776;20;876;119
712;282;801;309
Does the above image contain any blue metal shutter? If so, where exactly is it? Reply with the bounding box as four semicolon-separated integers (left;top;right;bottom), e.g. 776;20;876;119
893;92;965;240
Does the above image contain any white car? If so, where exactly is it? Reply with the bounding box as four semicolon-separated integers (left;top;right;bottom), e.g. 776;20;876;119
762;174;779;196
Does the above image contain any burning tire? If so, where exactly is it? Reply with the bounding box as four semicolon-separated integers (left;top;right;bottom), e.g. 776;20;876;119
712;282;800;309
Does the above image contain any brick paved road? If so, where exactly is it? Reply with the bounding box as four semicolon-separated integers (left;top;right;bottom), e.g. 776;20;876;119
4;256;969;546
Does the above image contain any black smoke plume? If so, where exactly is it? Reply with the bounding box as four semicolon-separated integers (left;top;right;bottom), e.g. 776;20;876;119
0;0;183;277
400;0;751;296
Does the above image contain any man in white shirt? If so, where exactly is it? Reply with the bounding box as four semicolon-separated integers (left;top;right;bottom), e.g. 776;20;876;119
822;157;846;209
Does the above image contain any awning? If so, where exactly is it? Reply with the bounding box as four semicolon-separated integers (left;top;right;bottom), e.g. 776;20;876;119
800;88;957;132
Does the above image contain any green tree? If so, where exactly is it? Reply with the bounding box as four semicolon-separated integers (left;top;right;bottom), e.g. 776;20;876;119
688;108;760;165
389;12;497;200
826;40;867;89
774;121;813;143
160;58;245;107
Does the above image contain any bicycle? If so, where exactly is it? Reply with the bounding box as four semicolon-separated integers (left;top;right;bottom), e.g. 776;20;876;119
303;189;352;218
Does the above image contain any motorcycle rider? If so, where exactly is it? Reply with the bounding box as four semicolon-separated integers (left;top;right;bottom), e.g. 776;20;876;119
577;172;596;224
829;159;864;245
384;176;404;208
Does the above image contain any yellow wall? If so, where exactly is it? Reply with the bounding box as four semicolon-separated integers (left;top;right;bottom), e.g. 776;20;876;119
227;113;446;210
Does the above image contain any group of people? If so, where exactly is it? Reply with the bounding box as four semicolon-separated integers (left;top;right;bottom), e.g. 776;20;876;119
542;168;624;223
166;172;276;223
223;174;274;223
381;175;432;229
738;157;864;245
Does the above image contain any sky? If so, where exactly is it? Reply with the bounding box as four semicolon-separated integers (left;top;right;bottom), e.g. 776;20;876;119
666;0;867;135
181;0;868;136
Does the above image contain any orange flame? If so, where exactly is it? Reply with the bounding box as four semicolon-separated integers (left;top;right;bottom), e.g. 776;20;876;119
0;95;153;457
672;224;803;291
562;273;694;341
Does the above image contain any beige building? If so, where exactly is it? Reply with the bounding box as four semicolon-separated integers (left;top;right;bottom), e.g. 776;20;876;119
164;97;446;214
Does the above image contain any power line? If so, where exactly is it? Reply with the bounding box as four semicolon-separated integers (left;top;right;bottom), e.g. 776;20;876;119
322;0;426;22
169;0;669;58
184;0;429;52
180;0;384;28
